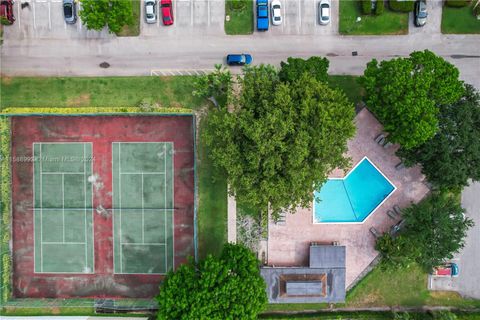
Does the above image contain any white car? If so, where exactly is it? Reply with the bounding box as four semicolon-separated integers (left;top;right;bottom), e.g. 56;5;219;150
318;0;330;25
271;0;282;26
145;0;157;24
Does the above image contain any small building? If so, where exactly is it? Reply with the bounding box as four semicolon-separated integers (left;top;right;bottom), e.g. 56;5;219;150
261;244;346;303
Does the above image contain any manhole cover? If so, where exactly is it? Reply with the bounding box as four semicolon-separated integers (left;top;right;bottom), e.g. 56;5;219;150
99;62;110;68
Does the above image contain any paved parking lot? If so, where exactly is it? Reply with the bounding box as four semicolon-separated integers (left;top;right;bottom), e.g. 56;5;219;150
7;0;111;39
141;0;225;36
265;0;338;36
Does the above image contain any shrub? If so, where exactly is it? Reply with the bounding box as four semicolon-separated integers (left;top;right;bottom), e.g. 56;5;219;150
0;117;11;303
362;0;373;14
445;0;470;7
375;0;385;14
230;0;247;10
389;0;415;12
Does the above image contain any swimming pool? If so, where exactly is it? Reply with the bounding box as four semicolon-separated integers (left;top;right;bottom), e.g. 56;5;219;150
313;157;396;223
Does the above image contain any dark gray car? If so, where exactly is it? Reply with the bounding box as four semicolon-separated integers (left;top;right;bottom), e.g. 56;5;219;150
63;0;77;24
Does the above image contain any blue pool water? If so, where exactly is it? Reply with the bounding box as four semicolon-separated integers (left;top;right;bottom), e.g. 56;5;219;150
314;158;395;223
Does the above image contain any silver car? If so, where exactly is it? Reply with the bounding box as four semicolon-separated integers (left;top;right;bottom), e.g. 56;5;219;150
145;0;157;24
318;0;330;25
414;0;427;27
63;0;77;24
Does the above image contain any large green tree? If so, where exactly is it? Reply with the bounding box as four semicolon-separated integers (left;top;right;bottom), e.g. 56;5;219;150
376;193;473;271
360;50;464;149
156;244;267;320
80;0;132;33
398;84;480;190
279;56;329;83
203;65;356;219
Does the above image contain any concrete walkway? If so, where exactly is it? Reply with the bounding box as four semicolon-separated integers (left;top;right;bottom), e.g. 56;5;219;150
227;187;237;243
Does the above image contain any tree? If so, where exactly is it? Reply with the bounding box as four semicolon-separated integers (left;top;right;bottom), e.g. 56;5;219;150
156;243;267;320
397;84;480;190
79;0;109;31
193;64;232;108
360;50;464;149
376;193;473;271
279;56;330;83
204;65;356;219
79;0;132;33
107;0;133;33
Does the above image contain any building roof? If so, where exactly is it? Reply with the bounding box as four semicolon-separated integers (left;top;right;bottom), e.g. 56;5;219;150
261;245;346;303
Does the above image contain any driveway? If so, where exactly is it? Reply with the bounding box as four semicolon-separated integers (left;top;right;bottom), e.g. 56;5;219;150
409;0;442;36
428;182;480;299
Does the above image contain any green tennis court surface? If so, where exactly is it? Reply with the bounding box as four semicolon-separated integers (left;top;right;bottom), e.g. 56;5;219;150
33;143;94;273
112;142;174;274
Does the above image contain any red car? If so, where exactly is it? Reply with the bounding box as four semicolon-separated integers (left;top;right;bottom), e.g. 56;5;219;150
160;0;173;26
0;0;15;25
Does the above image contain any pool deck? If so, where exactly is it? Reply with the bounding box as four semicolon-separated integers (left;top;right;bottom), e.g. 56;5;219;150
267;108;430;287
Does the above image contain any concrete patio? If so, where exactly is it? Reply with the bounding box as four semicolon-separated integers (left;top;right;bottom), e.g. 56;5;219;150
267;108;430;287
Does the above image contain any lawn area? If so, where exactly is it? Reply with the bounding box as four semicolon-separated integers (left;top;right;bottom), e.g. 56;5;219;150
116;0;141;37
327;75;364;105
197;116;228;259
265;263;480;313
225;0;254;35
0;76;204;110
339;0;409;35
442;3;480;34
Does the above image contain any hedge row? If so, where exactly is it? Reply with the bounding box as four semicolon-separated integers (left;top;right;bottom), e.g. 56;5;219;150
0;117;12;303
389;0;415;12
445;0;470;7
1;106;193;115
362;0;372;14
361;0;385;15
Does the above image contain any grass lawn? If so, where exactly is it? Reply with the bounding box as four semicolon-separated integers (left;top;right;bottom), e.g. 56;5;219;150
339;0;409;35
442;3;480;34
0;76;204;110
265;263;480;313
197;116;228;259
327;75;364;105
225;0;254;35
116;0;141;37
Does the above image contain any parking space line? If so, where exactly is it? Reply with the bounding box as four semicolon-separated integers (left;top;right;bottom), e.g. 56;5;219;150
33;0;36;30
78;2;82;31
298;0;302;27
48;1;51;30
16;0;21;30
207;0;210;27
313;0;316;27
173;0;177;27
284;0;287;27
190;0;193;26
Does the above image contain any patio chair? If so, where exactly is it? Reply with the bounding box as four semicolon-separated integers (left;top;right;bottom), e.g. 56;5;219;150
395;162;405;170
393;205;402;216
369;227;381;238
383;141;393;148
374;133;385;144
386;210;397;219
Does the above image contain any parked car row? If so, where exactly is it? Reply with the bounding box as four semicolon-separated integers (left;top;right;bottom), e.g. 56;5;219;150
255;0;331;31
144;0;174;26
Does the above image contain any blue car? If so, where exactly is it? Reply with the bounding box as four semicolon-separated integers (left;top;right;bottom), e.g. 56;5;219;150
226;54;252;66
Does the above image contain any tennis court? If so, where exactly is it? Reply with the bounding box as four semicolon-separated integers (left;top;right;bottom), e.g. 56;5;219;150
112;142;174;274
33;142;94;273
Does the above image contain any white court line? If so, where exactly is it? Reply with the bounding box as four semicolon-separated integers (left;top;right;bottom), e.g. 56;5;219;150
62;173;65;242
40;144;43;271
119;143;123;273
141;173;145;244
41;172;84;175
43;242;86;245
171;142;175;270
121;242;166;246
83;143;88;270
164;143;167;272
121;172;165;175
